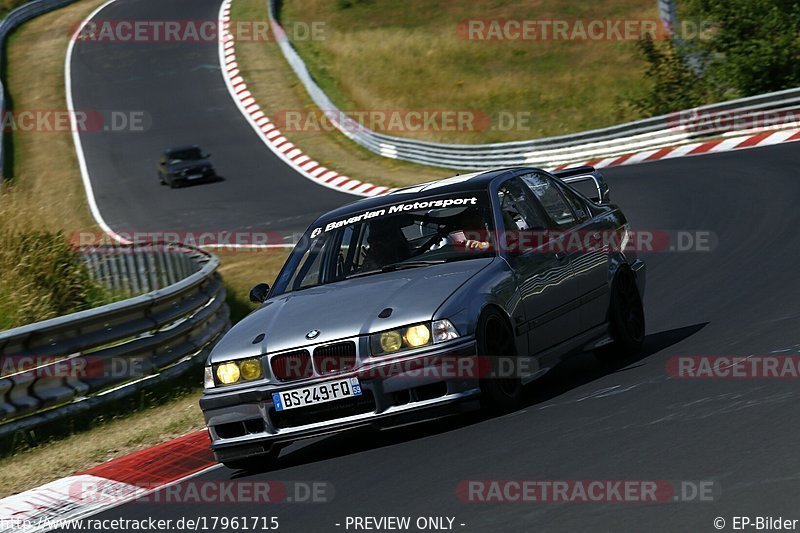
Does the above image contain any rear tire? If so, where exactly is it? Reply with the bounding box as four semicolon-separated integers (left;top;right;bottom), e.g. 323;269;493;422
478;308;524;410
595;268;645;362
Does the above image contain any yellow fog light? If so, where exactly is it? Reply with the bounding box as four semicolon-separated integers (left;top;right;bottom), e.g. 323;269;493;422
239;358;263;381
380;330;403;352
216;362;240;385
404;324;431;347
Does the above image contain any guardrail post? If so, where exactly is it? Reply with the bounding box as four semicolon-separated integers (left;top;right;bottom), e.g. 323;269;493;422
0;378;14;420
8;372;40;417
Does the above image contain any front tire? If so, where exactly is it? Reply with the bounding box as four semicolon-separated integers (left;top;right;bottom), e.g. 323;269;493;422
595;268;645;362
478;308;524;410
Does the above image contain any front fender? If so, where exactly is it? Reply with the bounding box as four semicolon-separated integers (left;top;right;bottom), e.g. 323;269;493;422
433;258;526;357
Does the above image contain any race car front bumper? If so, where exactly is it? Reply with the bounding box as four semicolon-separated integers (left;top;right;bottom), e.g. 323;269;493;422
200;337;479;464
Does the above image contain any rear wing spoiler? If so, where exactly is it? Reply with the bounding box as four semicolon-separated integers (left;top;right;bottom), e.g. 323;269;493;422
551;166;610;204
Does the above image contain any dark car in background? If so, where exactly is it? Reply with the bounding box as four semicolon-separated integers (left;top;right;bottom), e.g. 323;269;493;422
199;166;646;470
158;145;216;188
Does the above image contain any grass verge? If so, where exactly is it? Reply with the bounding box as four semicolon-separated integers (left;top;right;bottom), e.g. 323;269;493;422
278;0;655;143
232;0;452;189
0;0;289;495
0;389;206;497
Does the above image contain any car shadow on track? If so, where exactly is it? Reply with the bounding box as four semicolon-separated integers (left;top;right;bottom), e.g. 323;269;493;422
520;322;708;407
165;175;226;189
230;323;707;478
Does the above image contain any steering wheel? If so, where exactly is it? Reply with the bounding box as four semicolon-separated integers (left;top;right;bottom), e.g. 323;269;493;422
409;223;453;258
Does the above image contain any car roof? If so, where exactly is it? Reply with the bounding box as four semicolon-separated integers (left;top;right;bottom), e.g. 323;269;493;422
314;167;533;223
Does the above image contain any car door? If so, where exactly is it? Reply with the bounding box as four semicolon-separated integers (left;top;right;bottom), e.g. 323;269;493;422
496;177;580;358
552;178;612;332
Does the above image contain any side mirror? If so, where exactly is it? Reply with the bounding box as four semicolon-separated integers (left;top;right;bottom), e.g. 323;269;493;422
249;283;270;304
202;152;211;159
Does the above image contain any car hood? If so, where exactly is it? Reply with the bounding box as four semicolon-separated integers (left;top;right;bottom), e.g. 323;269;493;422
209;257;493;363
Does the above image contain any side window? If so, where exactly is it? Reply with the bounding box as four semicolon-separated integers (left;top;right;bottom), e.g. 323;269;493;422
288;239;327;290
497;178;548;231
557;183;589;222
521;173;577;229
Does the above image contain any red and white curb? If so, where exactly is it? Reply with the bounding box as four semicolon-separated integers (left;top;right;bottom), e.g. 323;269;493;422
218;0;390;197
0;431;216;532
552;128;800;171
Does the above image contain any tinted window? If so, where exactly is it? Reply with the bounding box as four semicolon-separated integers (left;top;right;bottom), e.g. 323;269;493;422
167;148;203;161
521;173;577;229
557;183;589;222
497;178;548;232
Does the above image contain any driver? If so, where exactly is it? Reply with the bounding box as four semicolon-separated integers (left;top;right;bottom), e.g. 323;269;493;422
442;207;491;251
361;222;411;271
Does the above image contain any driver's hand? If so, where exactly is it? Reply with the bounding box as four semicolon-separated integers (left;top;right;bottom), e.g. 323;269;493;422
459;239;490;251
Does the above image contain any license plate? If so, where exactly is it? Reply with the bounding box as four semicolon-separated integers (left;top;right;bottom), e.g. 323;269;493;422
272;378;362;412
187;174;204;180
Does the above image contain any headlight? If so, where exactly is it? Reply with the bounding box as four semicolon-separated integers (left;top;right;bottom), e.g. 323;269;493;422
405;324;431;347
380;330;403;352
210;357;264;387
216;362;240;384
371;321;459;356
239;358;263;380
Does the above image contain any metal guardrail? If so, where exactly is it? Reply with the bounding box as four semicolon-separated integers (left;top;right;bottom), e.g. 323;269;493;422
82;244;204;295
267;0;800;170
0;0;83;177
0;3;232;444
0;244;229;439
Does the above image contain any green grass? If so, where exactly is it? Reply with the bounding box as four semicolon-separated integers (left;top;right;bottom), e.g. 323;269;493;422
231;0;452;188
280;0;658;142
0;189;118;330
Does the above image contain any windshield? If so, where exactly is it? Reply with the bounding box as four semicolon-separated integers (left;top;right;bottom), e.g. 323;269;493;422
272;192;495;295
168;148;203;161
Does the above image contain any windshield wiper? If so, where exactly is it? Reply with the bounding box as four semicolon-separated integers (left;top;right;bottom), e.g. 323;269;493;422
344;260;446;280
380;260;447;272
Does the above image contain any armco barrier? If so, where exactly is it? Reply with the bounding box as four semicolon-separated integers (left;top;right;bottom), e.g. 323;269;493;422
82;244;205;295
0;0;84;177
0;244;230;441
267;0;800;170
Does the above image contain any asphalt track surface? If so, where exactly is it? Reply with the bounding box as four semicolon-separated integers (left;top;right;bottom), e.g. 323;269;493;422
70;0;353;238
66;0;800;532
